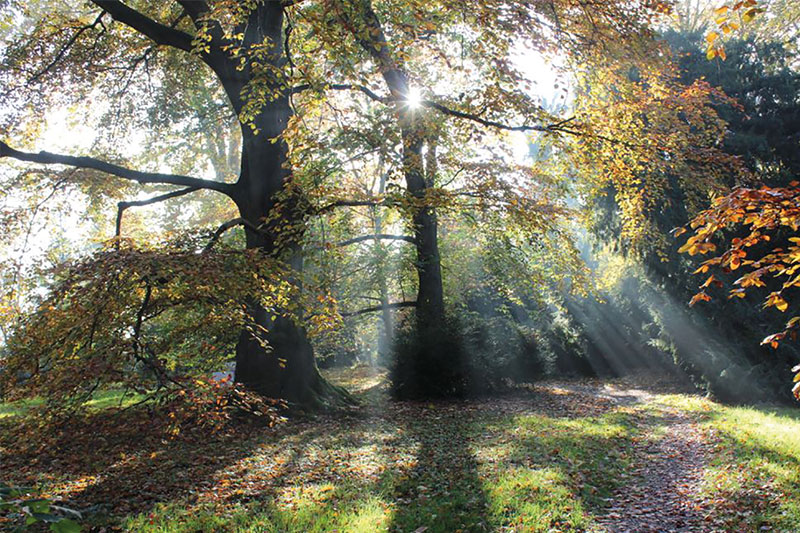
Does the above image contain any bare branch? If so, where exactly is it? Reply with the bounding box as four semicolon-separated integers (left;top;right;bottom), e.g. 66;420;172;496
204;217;264;251
290;83;389;104
0;141;235;195
419;100;579;135
27;11;107;86
116;187;199;237
342;301;417;317
338;234;414;247
90;0;194;51
316;198;389;215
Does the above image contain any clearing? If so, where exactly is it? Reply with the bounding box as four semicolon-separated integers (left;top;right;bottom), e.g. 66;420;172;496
1;368;799;532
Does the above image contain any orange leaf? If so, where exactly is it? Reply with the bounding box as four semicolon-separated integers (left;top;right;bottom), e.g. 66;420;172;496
690;292;712;306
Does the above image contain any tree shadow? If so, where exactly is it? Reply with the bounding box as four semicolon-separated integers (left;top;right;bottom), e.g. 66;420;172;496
1;408;346;525
386;401;490;533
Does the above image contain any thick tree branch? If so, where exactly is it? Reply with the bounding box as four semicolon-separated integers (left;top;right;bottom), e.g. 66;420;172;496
338;234;414;247
175;0;208;23
90;0;194;51
0;141;235;195
116;187;199;237
342;301;417;317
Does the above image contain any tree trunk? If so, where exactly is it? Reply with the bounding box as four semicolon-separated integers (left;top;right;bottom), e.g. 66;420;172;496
209;2;350;408
373;169;394;364
344;0;450;397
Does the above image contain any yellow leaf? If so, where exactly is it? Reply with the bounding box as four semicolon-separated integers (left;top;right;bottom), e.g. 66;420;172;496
730;288;746;299
706;31;719;43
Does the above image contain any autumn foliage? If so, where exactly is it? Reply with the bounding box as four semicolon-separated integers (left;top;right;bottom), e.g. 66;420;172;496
680;183;800;398
0;233;317;420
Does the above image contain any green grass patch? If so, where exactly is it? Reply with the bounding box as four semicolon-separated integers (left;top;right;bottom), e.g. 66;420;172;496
700;403;800;531
0;397;43;419
124;488;391;533
0;388;144;419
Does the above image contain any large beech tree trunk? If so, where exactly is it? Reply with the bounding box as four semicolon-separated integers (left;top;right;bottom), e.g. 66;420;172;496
210;2;347;407
345;0;446;328
403;135;446;325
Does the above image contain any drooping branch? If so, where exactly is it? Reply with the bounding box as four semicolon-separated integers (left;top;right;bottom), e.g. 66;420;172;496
90;0;194;51
337;234;415;247
131;282;152;364
342;301;417;317
116;187;199;237
204;217;265;251
0;141;235;195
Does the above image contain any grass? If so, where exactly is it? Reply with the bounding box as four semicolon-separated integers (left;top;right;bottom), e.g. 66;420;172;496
2;372;799;532
703;403;800;530
0;388;143;419
122;403;640;533
647;394;800;531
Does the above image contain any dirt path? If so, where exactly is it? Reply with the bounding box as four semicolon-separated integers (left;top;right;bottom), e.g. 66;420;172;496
594;393;712;533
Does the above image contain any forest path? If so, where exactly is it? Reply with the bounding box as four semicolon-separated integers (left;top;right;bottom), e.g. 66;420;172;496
588;386;713;533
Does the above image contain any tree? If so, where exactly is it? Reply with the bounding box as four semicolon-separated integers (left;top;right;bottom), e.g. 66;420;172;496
0;0;348;408
0;0;743;406
291;0;697;396
671;2;800;400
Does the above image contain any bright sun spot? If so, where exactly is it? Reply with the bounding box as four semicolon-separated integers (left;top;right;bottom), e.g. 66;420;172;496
406;87;422;109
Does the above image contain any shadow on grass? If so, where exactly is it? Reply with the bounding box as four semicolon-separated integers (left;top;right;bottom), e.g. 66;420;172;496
4;381;738;532
696;404;800;530
387;403;489;533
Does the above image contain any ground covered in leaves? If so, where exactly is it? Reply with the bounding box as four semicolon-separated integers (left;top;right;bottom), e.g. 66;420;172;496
2;367;799;532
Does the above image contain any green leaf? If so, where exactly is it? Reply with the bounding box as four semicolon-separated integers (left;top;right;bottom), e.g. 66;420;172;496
50;519;82;533
25;498;52;514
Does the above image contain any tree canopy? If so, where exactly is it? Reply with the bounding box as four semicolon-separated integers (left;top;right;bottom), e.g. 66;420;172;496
0;0;798;410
